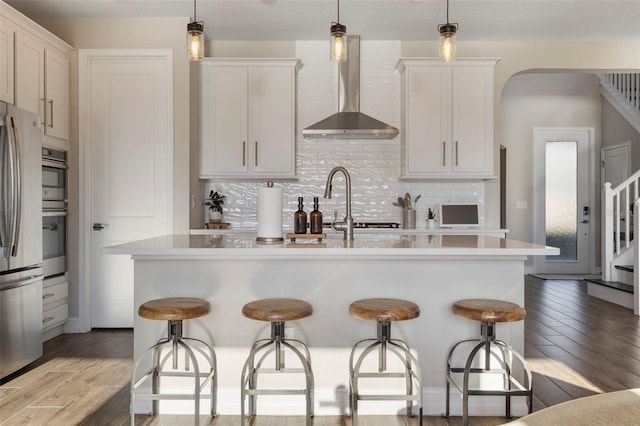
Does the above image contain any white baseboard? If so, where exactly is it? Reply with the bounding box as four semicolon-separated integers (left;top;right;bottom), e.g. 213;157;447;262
587;282;633;309
134;387;530;417
62;316;90;334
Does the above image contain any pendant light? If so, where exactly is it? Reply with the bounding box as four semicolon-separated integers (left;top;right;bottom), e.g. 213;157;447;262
437;0;458;62
330;0;347;62
187;0;204;61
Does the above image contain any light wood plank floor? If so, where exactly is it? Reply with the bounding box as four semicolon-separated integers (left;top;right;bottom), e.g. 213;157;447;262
2;276;640;425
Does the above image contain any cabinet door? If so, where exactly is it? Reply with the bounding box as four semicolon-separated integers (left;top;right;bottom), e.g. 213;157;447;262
15;30;45;118
0;17;15;104
404;67;451;175
249;66;295;176
451;66;493;175
199;66;248;176
44;48;69;140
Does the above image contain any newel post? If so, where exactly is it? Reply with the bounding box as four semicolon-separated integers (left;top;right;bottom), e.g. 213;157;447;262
634;199;640;316
603;182;614;281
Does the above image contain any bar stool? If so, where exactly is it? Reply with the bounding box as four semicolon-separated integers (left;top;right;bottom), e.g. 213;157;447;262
130;297;217;426
445;298;532;426
348;298;423;426
240;298;314;426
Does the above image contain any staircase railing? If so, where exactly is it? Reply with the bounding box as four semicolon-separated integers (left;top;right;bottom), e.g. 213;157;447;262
600;73;640;114
603;171;640;281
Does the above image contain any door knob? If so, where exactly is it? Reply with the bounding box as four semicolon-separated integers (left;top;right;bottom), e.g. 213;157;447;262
93;223;109;231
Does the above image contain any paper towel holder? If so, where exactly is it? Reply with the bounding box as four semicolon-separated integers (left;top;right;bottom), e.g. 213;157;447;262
256;181;285;243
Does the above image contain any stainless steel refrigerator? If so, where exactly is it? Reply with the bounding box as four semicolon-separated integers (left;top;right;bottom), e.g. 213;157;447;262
0;102;44;379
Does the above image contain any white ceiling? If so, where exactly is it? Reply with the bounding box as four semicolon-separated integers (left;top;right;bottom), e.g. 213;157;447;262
6;0;640;42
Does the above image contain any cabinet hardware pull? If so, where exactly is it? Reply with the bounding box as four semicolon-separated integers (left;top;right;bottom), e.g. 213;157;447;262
455;141;459;166
43;224;58;231
92;223;109;231
242;141;246;166
255;141;258;166
442;141;446;166
48;99;54;128
43;293;55;299
43;316;55;323
41;98;46;126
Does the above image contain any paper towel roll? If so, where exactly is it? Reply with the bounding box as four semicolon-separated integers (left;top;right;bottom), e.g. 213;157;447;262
257;185;283;240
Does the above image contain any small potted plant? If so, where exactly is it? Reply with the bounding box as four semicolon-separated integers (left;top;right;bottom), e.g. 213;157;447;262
427;207;437;229
205;190;226;223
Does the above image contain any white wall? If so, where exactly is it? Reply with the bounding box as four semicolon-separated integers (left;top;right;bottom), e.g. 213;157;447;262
500;73;603;268
602;97;640;172
19;12;640;324
202;41;486;230
30;16;192;319
500;72;602;242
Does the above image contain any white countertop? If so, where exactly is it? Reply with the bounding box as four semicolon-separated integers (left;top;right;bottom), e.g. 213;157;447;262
190;227;510;236
104;233;558;260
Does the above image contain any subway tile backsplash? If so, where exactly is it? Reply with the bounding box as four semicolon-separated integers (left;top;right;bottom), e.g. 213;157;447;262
203;41;484;229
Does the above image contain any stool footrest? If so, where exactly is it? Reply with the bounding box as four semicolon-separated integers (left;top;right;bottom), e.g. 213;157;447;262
245;389;308;396
354;372;413;379
357;395;420;401
250;368;306;374
447;374;530;395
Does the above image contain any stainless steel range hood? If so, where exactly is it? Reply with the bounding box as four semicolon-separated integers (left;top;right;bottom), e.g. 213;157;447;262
302;36;399;140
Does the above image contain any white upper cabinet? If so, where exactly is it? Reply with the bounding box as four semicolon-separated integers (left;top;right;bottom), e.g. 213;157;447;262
2;1;72;141
43;48;69;140
199;58;301;179
15;30;45;116
396;58;499;179
0;16;15;104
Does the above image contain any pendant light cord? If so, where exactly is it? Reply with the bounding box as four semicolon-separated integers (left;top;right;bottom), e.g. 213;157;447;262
193;0;197;21
446;0;450;24
337;0;340;23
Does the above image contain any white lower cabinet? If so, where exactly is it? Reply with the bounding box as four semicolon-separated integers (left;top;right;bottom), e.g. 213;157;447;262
199;58;301;179
42;274;69;341
396;58;499;179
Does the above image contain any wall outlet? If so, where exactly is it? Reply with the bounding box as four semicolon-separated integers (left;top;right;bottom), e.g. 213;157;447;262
284;327;294;340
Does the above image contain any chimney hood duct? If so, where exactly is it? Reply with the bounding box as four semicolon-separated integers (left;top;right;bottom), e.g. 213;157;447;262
302;36;399;140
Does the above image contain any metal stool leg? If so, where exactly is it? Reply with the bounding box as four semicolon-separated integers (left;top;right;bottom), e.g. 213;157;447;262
241;322;314;426
130;321;216;426
445;321;533;425
349;321;422;426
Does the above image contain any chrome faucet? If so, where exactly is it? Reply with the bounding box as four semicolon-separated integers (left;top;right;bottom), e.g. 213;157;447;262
323;166;354;241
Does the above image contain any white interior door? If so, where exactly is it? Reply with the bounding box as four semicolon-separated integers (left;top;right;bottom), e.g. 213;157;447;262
534;128;594;274
602;142;631;188
80;50;173;328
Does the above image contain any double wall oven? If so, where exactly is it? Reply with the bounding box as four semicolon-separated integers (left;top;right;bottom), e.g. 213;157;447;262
42;148;67;278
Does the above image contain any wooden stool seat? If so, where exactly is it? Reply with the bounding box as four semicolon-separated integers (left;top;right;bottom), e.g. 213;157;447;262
242;298;313;322
349;298;420;322
138;297;211;321
452;298;526;323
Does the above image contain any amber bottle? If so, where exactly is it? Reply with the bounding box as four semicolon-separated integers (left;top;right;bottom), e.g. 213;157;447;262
294;197;307;234
310;197;323;234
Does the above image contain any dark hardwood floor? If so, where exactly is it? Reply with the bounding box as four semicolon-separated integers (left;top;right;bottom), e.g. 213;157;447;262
2;276;640;425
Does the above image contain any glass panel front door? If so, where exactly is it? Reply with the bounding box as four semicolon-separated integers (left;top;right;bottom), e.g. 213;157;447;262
545;141;577;261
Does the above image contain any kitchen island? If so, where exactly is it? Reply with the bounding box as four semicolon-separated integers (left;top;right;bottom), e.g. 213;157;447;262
105;233;557;417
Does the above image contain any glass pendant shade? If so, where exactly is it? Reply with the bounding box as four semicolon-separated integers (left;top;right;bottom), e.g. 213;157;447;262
438;23;457;62
187;21;204;61
330;23;347;62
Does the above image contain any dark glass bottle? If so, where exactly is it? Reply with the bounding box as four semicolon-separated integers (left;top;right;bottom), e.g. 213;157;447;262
294;196;307;234
310;197;323;234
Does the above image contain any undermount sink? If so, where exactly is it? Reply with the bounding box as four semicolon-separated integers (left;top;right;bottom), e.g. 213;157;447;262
323;222;400;229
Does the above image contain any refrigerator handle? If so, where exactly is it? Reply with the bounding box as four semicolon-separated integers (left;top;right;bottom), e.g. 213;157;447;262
0;117;9;257
9;116;22;257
